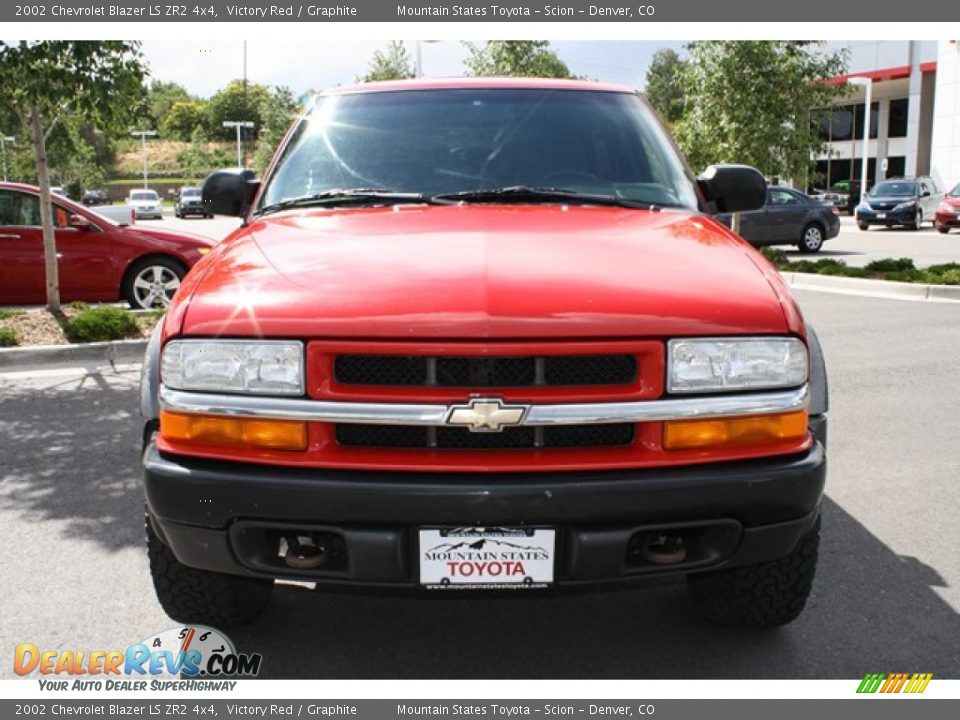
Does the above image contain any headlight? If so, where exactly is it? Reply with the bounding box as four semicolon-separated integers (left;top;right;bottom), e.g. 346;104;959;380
894;199;917;211
161;340;304;395
667;337;808;394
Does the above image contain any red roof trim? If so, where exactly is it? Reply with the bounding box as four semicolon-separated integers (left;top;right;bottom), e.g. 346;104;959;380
826;61;937;85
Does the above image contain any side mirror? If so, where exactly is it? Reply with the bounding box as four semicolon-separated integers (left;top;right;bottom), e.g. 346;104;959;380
922;190;931;197
697;164;767;214
202;168;260;217
68;214;92;231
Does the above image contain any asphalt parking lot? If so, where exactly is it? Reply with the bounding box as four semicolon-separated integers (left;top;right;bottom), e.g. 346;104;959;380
151;212;960;269
1;288;958;679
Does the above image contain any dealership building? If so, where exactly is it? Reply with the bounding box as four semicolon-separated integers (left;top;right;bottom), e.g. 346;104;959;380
814;40;960;192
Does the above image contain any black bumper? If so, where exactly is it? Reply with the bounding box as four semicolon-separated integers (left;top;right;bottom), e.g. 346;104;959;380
144;416;826;589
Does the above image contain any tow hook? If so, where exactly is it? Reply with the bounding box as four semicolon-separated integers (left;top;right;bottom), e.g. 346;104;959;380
279;534;329;570
640;533;688;565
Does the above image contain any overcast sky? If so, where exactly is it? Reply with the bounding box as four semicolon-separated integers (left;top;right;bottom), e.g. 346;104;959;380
140;40;686;98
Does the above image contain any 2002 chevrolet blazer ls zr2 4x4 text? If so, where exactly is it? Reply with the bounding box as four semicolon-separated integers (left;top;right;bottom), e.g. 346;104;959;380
140;78;828;629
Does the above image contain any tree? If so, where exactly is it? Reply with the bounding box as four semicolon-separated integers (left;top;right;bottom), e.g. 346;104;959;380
674;41;848;182
206;79;270;141
644;48;687;124
162;100;208;141
144;80;191;131
463;41;575;79
0;41;145;312
250;87;303;175
359;41;414;82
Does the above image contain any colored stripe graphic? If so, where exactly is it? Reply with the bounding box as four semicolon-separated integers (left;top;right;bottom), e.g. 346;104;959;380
857;672;932;693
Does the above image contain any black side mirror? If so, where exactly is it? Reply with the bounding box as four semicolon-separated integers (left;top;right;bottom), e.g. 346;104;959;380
921;190;931;197
697;164;767;214
202;169;260;217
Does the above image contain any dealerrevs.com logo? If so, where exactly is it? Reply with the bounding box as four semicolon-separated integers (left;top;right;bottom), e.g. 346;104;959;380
857;673;933;694
14;626;262;691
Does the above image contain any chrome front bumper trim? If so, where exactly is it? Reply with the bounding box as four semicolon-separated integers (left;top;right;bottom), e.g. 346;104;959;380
159;384;809;427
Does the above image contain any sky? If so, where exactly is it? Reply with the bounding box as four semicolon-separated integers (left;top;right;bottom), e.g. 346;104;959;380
140;40;686;98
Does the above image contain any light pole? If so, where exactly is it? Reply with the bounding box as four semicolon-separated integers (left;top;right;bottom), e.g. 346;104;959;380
847;76;873;198
222;121;255;168
415;40;440;78
0;135;14;182
130;130;157;189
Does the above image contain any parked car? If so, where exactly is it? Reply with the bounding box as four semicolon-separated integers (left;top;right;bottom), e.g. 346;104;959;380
126;189;164;220
173;186;212;218
717;186;840;253
934;183;960;234
856;176;943;230
81;189;111;207
50;186;67;197
810;179;861;214
0;182;213;308
141;78;827;630
88;204;137;226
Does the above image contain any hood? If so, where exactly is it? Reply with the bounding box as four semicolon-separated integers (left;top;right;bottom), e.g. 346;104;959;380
178;204;797;339
132;225;214;249
942;196;960;207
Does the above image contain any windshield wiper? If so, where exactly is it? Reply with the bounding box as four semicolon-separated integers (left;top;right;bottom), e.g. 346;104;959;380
257;188;430;216
430;186;660;209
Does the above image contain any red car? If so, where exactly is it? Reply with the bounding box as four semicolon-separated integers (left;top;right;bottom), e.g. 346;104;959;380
934;183;960;234
0;182;214;308
141;79;828;630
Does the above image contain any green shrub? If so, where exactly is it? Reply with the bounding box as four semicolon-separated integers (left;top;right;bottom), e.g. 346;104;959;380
925;263;960;276
760;247;789;264
63;307;140;343
67;301;91;312
928;268;960;285
0;327;18;347
864;257;916;273
0;309;24;321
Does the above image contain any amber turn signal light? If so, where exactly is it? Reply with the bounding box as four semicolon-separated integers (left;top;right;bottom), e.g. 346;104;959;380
663;410;808;451
160;410;308;451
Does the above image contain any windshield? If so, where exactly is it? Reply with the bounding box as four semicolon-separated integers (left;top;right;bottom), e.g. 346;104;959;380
259;88;698;212
949;184;960;198
131;191;159;201
870;181;916;197
181;188;201;197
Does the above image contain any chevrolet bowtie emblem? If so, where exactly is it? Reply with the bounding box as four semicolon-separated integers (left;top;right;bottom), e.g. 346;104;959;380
445;398;529;433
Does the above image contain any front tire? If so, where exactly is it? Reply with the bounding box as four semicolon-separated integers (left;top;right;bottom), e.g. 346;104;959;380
147;517;273;627
912;209;923;231
687;516;819;628
857;222;869;231
799;223;824;253
936;225;949;235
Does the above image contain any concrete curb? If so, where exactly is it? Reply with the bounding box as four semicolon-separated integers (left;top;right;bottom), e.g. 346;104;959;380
0;339;148;370
781;272;960;303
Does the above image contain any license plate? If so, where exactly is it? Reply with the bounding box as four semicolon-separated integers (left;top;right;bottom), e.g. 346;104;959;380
877;213;886;219
419;527;555;589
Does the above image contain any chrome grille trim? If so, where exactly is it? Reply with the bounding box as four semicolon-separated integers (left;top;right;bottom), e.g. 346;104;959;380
159;384;809;427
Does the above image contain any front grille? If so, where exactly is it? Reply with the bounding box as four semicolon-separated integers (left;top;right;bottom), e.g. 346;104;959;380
334;354;636;388
335;423;635;450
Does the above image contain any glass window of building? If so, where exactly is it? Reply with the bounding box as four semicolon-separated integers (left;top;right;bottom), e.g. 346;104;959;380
888;98;909;138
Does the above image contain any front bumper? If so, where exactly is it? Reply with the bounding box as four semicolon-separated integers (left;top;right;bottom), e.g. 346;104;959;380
178;204;207;215
144;415;826;589
935;211;960;229
857;206;918;225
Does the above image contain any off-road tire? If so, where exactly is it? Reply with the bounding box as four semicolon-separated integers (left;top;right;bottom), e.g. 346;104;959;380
147;517;273;627
687;516;819;628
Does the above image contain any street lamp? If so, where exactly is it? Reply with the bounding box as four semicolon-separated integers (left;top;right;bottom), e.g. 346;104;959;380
415;40;440;78
0;135;14;182
847;76;873;200
129;130;158;189
222;121;255;168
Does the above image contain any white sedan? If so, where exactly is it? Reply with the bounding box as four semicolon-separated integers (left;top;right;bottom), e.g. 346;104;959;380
126;189;164;220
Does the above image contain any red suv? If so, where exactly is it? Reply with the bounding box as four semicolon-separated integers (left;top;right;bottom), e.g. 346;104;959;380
0;182;214;308
141;79;828;629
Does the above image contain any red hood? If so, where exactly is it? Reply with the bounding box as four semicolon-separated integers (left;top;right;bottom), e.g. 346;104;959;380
942;196;960;207
174;205;800;340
